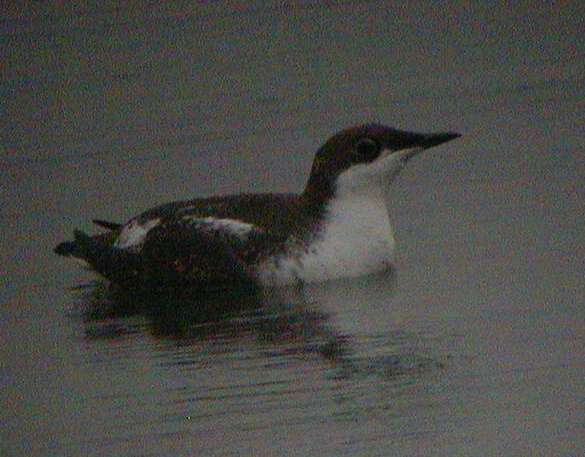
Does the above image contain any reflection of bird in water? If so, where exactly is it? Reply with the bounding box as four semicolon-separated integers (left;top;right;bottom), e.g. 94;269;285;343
79;281;350;366
77;274;444;380
55;124;460;292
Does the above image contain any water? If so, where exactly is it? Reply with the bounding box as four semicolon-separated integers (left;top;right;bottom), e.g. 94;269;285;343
2;2;584;456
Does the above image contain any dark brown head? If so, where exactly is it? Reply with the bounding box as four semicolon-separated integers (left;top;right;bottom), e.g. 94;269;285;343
303;123;460;200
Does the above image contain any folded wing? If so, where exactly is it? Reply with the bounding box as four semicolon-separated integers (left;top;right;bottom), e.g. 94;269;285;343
54;218;257;291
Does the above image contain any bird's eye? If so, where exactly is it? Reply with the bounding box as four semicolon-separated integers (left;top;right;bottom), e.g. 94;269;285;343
355;137;381;161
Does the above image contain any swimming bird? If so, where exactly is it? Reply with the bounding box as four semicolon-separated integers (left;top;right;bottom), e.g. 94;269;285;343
54;124;460;291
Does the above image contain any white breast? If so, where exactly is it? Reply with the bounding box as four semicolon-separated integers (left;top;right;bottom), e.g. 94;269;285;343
257;193;395;286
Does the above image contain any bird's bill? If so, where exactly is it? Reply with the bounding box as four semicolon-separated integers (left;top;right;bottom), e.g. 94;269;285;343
396;131;461;162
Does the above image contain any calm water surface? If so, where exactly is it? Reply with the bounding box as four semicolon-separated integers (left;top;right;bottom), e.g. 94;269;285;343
2;2;584;456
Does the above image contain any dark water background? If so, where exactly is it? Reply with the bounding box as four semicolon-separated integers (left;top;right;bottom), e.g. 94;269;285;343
2;2;584;456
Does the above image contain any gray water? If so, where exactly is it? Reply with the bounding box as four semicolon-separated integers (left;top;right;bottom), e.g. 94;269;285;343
2;2;584;456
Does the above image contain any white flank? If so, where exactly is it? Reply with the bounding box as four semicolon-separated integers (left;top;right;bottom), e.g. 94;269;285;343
182;216;258;240
257;190;395;286
115;218;161;250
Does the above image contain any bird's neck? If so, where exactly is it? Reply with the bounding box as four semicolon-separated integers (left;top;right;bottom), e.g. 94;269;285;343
303;171;387;206
324;185;390;225
300;175;391;244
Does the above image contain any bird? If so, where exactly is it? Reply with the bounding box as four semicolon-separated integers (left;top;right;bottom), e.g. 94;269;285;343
54;123;460;292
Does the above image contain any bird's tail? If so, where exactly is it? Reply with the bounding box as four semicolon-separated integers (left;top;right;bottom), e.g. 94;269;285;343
54;230;143;286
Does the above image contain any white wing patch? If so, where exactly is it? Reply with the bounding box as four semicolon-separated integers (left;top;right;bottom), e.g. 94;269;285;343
115;218;161;250
182;216;258;240
115;215;258;252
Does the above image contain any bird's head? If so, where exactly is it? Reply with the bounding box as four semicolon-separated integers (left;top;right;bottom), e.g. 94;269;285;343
304;123;461;199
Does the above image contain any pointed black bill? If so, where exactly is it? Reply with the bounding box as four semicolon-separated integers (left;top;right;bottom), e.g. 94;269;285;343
389;129;461;162
418;132;461;149
384;128;461;151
